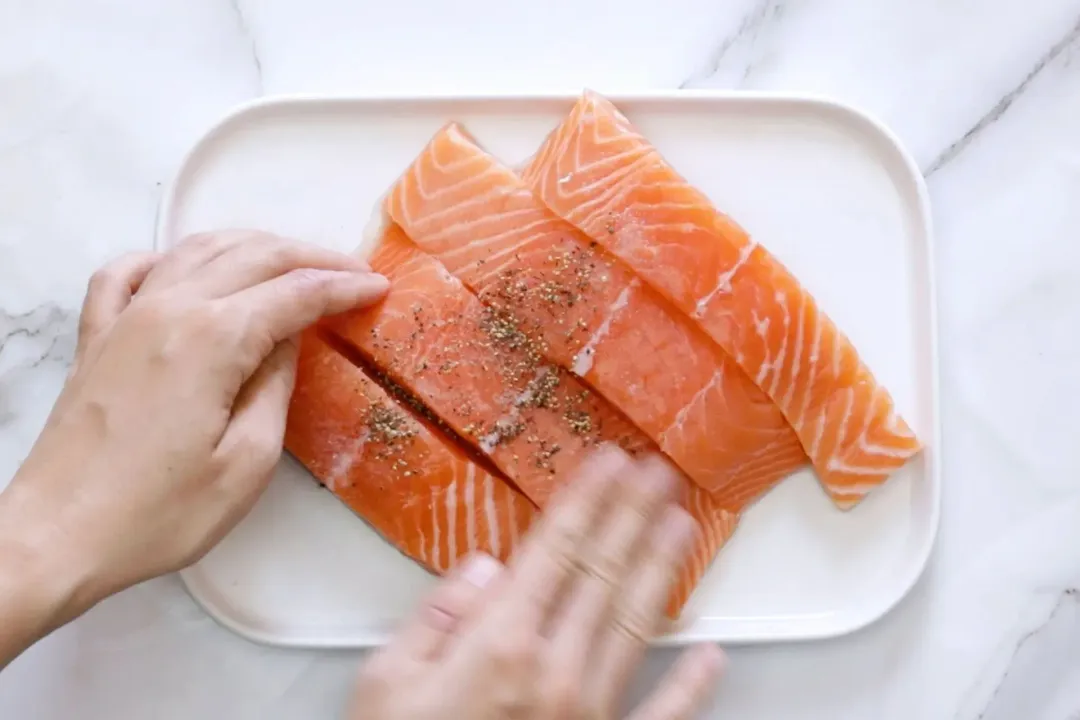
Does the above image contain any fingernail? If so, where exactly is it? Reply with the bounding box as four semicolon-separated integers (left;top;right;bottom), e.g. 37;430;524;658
585;443;634;475
459;553;502;588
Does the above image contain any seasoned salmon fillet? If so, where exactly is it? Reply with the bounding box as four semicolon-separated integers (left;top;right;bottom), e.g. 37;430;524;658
384;123;807;509
285;330;536;571
322;226;738;616
522;91;922;508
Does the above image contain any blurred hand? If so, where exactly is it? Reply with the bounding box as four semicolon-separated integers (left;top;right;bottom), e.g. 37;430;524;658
3;230;388;614
350;448;725;720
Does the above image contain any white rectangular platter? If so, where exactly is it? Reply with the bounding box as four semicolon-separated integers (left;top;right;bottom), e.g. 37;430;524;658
156;91;940;647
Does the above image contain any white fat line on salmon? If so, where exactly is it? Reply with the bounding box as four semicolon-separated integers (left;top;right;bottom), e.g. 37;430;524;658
464;464;477;554
405;196;523;247
796;318;824;422
418;142;483;194
483;473;500;558
849;432;921;460
325;431;370;492
508;497;520;547
405;181;505;227
873;387;919;442
570;146;651;199
890;422;918;440
750;311;775;387
659;366;724;448
440;218;554;269
720;436;803;476
436;264;459;286
766;292;792;398
569;152;651;225
430;491;443;573
819;388;856;466
830;327;844;383
446;478;458;564
417;525;428;564
572;279;638;375
430;212;549;260
693;238;759;318
808;410;829;462
780;297;807;410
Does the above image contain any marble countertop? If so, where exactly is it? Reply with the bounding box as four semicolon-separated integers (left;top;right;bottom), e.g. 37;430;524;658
2;1;1079;718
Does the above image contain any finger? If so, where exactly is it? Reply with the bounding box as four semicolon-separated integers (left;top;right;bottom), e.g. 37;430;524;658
186;340;299;562
191;233;370;298
140;230;256;293
143;230;369;296
545;456;678;671
627;644;726;720
227;268;389;379
589;505;697;715
386;553;504;664
77;252;161;357
214;338;299;500
491;446;629;630
539;458;678;720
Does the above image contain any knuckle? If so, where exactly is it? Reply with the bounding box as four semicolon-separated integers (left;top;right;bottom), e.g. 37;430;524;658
282;267;335;293
417;597;458;634
489;628;535;668
86;265;118;294
76;307;97;337
225;430;281;472
265;239;302;268
130;296;178;328
176;231;219;252
613;603;656;644
581;543;625;589
239;314;278;362
191;303;240;344
542;515;587;573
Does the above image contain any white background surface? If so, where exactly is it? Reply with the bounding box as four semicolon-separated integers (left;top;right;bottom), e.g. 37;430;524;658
1;1;1079;718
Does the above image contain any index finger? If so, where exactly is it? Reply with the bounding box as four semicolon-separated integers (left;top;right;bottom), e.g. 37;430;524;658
588;505;697;715
491;446;629;628
225;267;389;378
190;233;371;298
142;230;367;296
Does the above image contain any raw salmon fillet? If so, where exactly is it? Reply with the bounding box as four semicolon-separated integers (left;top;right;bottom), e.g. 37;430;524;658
385;123;807;509
323;225;739;616
522;91;922;509
285;330;536;571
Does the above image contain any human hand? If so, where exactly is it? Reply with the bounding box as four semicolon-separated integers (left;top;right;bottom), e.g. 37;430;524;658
350;448;725;720
2;231;388;619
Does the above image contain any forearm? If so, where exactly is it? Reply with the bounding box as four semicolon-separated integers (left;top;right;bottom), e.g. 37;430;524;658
0;479;100;668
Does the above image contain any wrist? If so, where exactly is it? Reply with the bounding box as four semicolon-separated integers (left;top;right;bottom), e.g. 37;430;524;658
0;476;105;646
